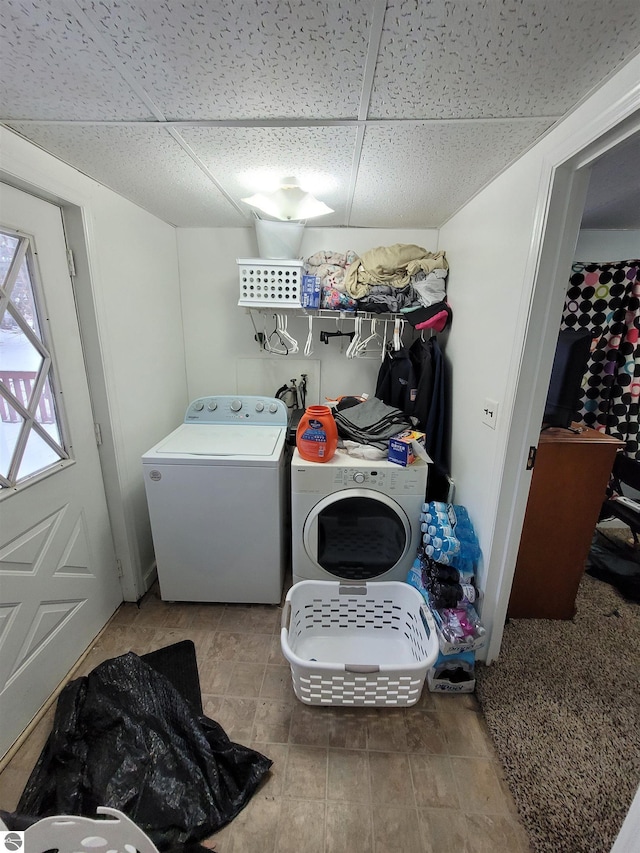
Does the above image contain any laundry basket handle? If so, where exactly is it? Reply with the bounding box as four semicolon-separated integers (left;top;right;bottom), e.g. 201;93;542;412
281;600;291;631
344;664;380;673
338;584;368;595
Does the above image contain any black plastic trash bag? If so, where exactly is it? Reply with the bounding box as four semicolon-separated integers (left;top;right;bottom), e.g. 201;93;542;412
586;530;640;603
12;650;272;850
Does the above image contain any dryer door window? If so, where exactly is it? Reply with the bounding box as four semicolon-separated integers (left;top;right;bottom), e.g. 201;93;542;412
304;490;410;580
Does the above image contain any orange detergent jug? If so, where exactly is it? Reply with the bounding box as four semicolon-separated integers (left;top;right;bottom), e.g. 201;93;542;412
296;405;338;462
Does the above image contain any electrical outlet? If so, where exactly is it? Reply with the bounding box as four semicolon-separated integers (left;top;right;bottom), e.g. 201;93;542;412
482;398;499;429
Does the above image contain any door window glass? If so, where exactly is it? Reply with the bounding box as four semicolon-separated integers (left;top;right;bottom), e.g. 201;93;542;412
317;496;406;580
0;230;68;488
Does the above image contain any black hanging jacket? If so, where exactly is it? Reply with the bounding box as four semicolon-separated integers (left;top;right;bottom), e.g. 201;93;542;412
375;345;418;416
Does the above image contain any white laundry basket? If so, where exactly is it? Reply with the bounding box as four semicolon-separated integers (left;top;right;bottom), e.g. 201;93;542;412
281;580;439;707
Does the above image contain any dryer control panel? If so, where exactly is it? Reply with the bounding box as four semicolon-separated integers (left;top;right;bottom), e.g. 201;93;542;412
184;395;288;426
292;448;429;495
328;464;426;493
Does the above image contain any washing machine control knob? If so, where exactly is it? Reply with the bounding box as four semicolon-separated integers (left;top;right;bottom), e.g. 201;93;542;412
268;403;279;413
193;401;204;411
255;402;264;412
230;399;242;412
207;401;217;411
353;472;366;484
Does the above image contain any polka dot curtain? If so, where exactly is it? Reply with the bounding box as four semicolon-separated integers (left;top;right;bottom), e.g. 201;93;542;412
562;259;640;459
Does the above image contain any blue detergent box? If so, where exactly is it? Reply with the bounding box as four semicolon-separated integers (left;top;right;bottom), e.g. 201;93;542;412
301;274;321;308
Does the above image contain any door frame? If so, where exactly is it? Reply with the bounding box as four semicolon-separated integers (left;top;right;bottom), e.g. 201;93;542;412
485;95;640;662
0;172;144;602
63;205;147;600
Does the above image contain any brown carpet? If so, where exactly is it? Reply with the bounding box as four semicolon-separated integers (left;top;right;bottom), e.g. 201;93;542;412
476;571;640;853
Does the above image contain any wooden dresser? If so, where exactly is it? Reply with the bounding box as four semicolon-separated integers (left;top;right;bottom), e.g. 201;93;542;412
508;425;624;620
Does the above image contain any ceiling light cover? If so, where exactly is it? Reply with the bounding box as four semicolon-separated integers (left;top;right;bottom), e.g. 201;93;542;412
241;177;333;221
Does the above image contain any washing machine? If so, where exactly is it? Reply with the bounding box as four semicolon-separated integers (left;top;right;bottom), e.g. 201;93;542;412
142;395;288;603
291;448;429;584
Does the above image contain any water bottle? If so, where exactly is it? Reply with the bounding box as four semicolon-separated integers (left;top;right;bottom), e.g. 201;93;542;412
420;509;449;525
424;501;451;519
448;505;482;567
422;533;460;554
449;553;476;576
449;513;475;535
461;539;482;562
424;543;459;564
429;503;474;532
447;522;480;564
420;522;455;537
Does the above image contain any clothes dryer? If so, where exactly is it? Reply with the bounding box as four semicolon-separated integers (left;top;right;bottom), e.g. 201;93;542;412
142;396;287;603
291;448;429;584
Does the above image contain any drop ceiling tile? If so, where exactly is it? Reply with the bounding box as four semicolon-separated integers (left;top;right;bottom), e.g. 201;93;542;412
6;124;246;226
0;0;153;120
370;0;640;119
80;0;372;120
180;125;357;225
350;119;555;227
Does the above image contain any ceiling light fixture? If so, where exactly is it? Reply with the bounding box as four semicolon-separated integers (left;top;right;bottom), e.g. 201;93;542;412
241;176;333;221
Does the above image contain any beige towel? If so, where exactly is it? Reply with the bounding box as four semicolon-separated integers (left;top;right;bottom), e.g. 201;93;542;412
344;244;448;299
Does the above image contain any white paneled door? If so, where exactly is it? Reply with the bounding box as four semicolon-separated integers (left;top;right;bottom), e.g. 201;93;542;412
0;184;122;758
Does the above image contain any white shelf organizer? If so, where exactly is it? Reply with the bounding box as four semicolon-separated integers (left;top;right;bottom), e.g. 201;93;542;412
237;259;432;359
237;259;304;308
237;258;427;321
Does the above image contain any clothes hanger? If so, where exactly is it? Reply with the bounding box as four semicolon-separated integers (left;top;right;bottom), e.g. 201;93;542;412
393;317;402;351
355;317;384;358
304;314;314;356
346;316;363;358
381;320;390;362
277;313;299;354
320;315;355;347
247;309;266;350
265;314;289;355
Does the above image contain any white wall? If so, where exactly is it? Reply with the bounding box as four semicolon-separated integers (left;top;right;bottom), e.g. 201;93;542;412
0;127;188;600
177;226;437;404
575;229;640;261
437;151;543;544
438;52;640;661
84;187;188;596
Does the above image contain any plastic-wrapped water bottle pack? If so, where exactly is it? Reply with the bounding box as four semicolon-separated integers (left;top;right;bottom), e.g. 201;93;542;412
407;502;486;649
420;501;482;574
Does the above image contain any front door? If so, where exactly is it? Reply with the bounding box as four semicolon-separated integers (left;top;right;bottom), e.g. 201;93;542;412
0;183;122;757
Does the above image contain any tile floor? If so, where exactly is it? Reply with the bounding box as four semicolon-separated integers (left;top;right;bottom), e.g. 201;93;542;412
0;582;532;853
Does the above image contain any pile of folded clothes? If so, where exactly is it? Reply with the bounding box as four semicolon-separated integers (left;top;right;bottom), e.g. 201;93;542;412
343;243;448;300
303;244;452;331
305;249;359;311
333;397;416;451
